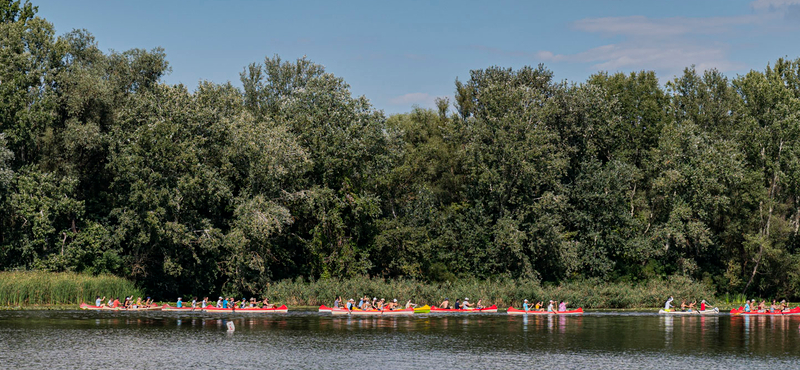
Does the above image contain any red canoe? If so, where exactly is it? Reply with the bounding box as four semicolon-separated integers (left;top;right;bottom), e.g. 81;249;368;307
80;303;121;311
330;307;414;316
203;304;288;313
80;303;161;311
507;307;584;315
730;306;800;316
429;305;498;313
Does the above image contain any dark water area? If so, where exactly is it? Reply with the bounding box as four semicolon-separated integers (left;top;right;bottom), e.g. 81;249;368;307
1;310;799;369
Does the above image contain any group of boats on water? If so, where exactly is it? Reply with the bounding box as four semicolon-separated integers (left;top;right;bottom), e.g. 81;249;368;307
79;295;799;316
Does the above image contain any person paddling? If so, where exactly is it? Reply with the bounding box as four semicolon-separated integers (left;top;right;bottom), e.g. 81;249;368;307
522;299;531;311
454;299;461;310
663;297;674;312
558;301;568;312
462;298;472;310
547;300;554;312
334;297;341;309
476;299;484;309
405;300;417;309
439;298;450;309
700;300;714;311
96;296;105;307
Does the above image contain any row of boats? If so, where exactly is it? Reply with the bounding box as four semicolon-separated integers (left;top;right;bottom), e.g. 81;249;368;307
79;303;288;313
318;304;585;316
79;303;800;316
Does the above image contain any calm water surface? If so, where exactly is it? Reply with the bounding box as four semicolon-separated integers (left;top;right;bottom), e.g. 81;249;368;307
1;310;799;369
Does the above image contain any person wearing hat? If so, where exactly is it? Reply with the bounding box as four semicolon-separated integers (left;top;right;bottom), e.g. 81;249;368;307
346;299;355;311
462;298;472;310
438;298;450;309
546;300;554;312
522;299;531;311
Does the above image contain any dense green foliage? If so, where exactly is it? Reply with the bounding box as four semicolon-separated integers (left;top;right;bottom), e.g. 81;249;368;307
1;1;799;300
264;276;713;309
0;271;143;305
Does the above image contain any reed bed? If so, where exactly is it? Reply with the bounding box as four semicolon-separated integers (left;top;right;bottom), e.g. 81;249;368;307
265;275;714;309
0;271;144;306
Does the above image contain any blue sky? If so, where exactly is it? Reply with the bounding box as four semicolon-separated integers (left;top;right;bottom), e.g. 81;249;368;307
35;0;800;114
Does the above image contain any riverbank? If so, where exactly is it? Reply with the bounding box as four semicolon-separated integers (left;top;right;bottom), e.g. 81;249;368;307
0;271;144;306
263;276;717;309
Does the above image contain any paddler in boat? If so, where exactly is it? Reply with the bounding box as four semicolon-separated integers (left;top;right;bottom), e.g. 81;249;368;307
222;297;230;308
439;298;450;309
686;300;696;312
758;300;766;313
476;299;484;309
454;299;461;310
202;297;208;309
333;296;341;308
362;298;372;310
462;298;472;310
522;299;531;311
780;300;788;312
346;298;355;311
769;300;777;313
700;300;714;311
547;300;555;312
558;301;568;312
377;298;386;310
112;297;121;308
176;297;184;308
240;298;248;309
96;296;106;307
191;297;197;309
663;297;674;312
535;301;544;311
135;297;142;308
387;299;398;310
216;297;223;308
405;300;417;309
743;300;751;312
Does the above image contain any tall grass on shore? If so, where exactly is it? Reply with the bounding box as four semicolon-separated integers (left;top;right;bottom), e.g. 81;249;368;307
0;271;144;306
265;275;714;309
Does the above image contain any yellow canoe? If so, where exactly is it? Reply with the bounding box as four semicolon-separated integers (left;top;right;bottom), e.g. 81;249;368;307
414;304;431;313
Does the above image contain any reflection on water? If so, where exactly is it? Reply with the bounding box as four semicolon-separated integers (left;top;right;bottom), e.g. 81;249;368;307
0;311;799;369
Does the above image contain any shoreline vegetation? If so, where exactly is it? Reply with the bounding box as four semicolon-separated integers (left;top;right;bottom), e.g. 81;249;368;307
1;1;800;302
0;271;727;309
0;271;143;307
263;276;716;309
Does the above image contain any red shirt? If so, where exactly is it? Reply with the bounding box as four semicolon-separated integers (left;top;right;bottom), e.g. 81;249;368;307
112;299;120;308
701;302;706;311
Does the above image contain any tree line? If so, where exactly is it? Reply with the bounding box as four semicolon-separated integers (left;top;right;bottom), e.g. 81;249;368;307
1;1;799;299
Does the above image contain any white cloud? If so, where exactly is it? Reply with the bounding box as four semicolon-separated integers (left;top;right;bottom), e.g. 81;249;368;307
751;0;800;9
388;92;437;107
573;15;768;37
541;42;744;72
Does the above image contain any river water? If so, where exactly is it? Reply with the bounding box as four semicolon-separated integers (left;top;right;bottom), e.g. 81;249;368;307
1;310;799;369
